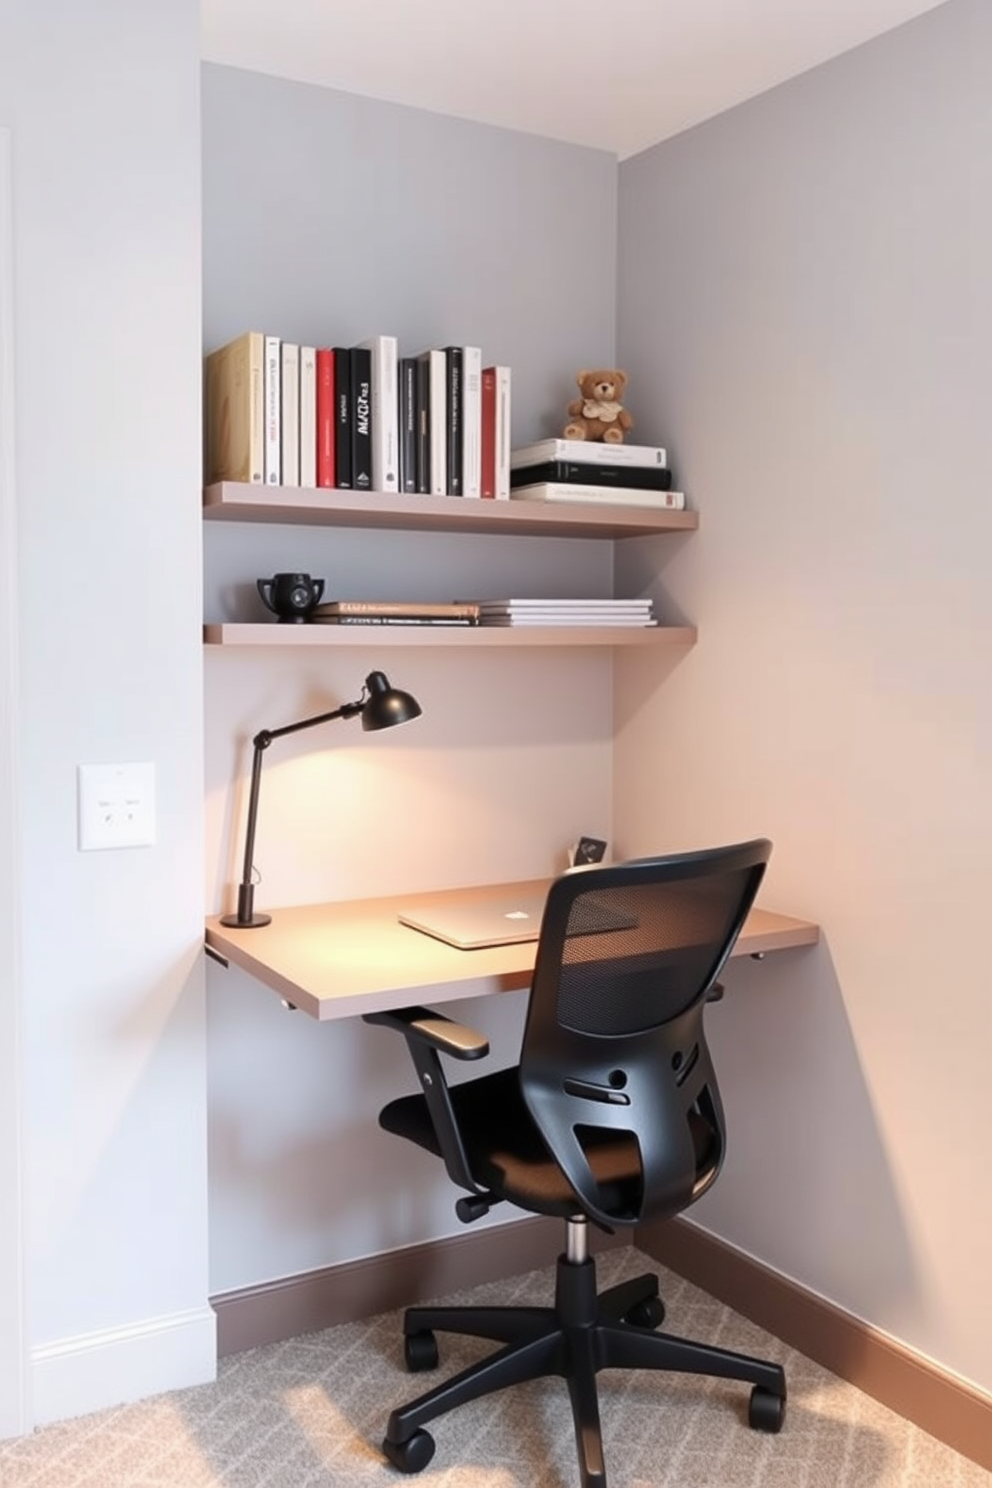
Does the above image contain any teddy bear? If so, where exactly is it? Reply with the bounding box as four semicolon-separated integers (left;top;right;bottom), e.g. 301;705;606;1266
563;369;634;444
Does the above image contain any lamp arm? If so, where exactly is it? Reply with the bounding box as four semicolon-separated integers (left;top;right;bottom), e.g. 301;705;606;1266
225;695;365;929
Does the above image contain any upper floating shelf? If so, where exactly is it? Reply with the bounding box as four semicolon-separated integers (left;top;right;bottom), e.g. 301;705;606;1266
202;482;698;540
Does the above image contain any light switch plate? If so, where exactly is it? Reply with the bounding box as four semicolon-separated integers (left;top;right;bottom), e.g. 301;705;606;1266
77;762;156;851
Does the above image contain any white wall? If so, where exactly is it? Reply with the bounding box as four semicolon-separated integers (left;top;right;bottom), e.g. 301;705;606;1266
201;67;622;1291
615;0;992;1393
0;124;26;1441
0;0;208;1426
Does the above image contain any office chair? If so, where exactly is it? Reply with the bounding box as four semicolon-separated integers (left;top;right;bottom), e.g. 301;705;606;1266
364;840;786;1486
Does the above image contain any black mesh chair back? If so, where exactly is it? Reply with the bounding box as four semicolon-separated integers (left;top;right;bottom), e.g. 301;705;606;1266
518;838;771;1230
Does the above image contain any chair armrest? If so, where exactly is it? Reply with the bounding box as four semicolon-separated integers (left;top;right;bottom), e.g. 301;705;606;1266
363;1006;493;1211
363;1006;490;1060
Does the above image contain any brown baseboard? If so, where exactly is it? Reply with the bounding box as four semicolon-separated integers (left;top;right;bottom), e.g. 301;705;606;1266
211;1215;628;1358
639;1215;992;1473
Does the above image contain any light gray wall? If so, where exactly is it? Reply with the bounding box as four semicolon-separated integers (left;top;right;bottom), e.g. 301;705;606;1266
200;67;624;1293
615;0;992;1393
0;0;208;1426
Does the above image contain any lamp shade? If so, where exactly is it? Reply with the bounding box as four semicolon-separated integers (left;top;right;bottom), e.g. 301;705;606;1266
361;670;423;731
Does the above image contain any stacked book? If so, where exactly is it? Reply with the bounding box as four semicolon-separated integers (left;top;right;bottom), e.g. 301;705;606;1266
509;438;685;511
311;600;480;627
203;330;511;500
475;598;656;628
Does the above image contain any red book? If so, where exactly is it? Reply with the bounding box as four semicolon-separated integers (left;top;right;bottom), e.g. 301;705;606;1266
480;366;497;499
316;348;335;488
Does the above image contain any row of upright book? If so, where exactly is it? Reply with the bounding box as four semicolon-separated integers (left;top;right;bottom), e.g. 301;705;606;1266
203;330;511;499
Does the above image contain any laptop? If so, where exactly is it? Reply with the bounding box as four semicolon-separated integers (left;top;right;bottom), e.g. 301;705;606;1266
397;889;637;951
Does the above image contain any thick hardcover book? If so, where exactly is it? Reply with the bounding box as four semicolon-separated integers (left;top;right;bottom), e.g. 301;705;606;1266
510;460;673;492
280;341;300;488
203;330;264;485
264;334;281;484
354;334;399;492
315;348;335;487
443;347;463;495
350;344;373;491
417;349;446;496
398;356;417;493
332;347;353;489
313;599;479;620
510;482;686;510
299;345;317;488
460;345;482;497
480;367;496;499
415;355;431;494
510;438;667;471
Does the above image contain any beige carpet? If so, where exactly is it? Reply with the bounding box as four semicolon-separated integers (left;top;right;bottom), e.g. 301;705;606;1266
2;1248;989;1488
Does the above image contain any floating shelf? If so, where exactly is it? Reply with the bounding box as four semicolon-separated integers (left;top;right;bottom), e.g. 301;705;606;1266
203;623;698;650
202;482;698;540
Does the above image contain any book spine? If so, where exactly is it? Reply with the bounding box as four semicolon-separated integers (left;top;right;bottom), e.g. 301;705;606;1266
415;355;431;494
461;345;482;497
398;357;417;494
299;345;317;488
480;366;496;499
203;330;265;485
444;347;463;495
356;334;399;493
315;348;335;488
420;349;447;496
315;600;479;617
316;614;476;626
494;365;511;499
350;345;373;491
264;334;281;485
280;341;300;488
333;347;352;489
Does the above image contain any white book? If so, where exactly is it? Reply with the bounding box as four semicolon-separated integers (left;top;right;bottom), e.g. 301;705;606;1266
511;482;686;511
280;342;300;488
494;365;511;500
510;438;668;471
479;614;656;627
418;349;447;496
461;345;482;498
263;334;281;485
299;345;317;488
355;334;399;492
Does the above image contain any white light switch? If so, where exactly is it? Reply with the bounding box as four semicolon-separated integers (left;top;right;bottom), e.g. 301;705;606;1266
77;762;156;851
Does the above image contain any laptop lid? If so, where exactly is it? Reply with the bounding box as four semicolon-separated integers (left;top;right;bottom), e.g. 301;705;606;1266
398;890;548;949
397;888;639;950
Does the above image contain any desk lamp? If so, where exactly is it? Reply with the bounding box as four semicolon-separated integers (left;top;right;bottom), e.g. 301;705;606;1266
221;669;422;929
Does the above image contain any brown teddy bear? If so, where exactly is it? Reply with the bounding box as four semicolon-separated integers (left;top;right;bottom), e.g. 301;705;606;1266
563;369;634;443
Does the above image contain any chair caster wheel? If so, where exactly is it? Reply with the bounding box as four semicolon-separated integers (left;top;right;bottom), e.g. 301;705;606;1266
404;1330;439;1372
382;1429;436;1473
749;1385;785;1433
624;1296;665;1330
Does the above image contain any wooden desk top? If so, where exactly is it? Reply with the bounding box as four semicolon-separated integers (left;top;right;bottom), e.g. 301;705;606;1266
205;878;820;1022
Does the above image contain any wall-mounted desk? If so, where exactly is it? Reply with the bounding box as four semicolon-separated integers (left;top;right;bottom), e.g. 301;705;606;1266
205;878;820;1022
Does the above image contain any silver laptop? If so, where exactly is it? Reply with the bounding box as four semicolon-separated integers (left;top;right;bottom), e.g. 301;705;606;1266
397;890;637;950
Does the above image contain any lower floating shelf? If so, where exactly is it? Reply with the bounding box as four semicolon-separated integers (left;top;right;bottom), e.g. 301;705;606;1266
203;623;698;649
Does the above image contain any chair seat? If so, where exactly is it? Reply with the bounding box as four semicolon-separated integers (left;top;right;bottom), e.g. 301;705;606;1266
379;1065;716;1222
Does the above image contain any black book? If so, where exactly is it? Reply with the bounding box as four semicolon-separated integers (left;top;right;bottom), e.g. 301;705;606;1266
350;344;372;491
443;346;463;495
397;356;417;493
415;355;431;494
509;459;673;492
332;347;353;489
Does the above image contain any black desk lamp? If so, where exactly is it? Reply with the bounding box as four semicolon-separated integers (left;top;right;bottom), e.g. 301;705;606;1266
221;669;422;929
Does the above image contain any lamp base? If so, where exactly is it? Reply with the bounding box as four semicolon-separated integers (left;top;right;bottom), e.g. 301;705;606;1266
221;883;271;928
219;910;272;929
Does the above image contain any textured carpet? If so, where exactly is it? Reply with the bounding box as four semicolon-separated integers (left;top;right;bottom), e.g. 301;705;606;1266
1;1248;989;1487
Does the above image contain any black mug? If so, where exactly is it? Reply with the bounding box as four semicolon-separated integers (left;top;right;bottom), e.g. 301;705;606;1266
257;572;325;623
